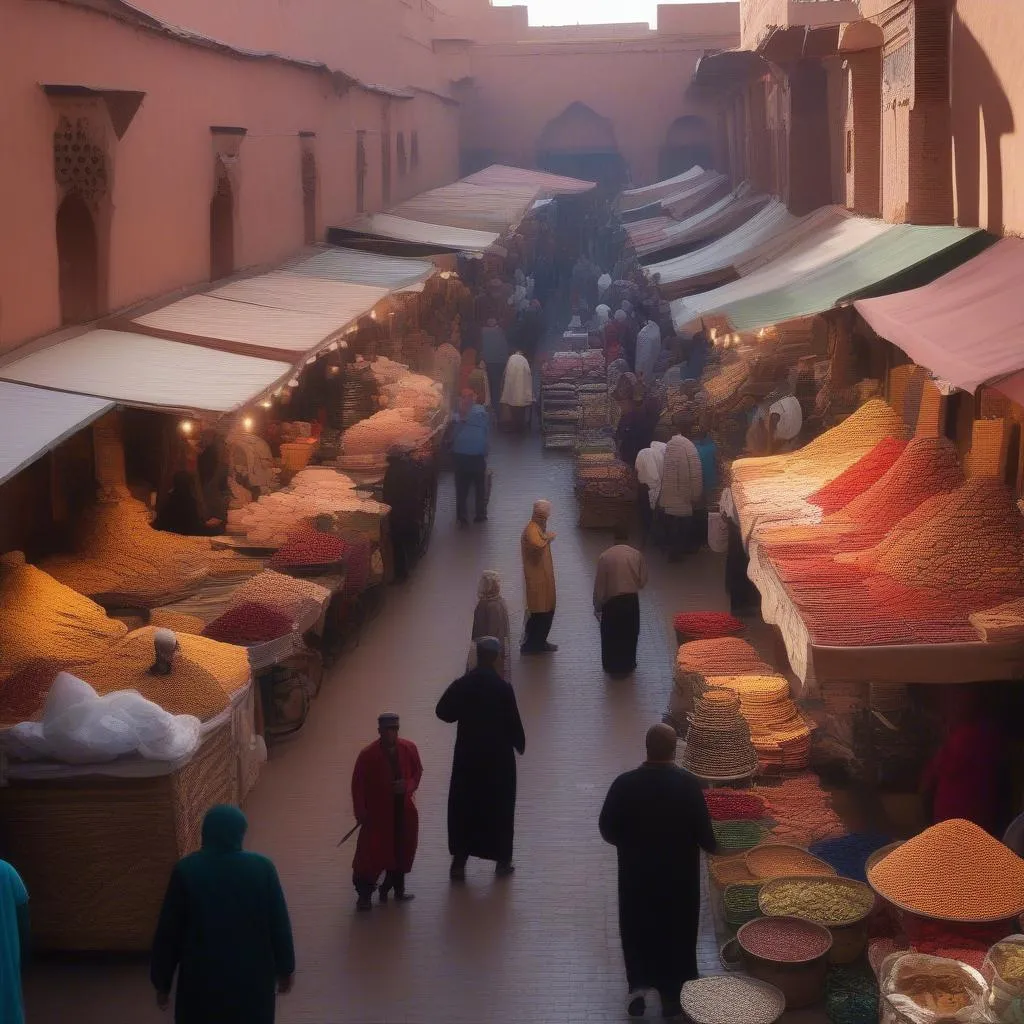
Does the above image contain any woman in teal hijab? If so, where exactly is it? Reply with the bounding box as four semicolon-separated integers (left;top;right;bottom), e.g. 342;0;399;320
151;805;295;1024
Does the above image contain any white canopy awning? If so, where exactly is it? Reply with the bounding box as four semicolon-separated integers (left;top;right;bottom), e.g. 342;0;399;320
343;213;500;253
285;246;434;290
0;330;293;415
0;382;113;486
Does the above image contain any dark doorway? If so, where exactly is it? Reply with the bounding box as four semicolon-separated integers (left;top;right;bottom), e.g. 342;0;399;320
356;130;367;214
302;150;317;245
537;102;627;186
659;115;714;179
56;191;99;325
210;168;235;281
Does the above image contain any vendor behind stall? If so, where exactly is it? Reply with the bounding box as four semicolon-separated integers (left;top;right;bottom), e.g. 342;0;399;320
153;471;219;537
197;431;231;529
921;686;1010;837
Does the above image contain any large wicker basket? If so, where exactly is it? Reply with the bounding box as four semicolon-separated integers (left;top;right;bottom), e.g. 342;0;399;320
0;721;238;952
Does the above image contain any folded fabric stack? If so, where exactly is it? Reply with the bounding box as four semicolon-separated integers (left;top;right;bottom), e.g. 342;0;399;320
681;687;759;781
542;351;583;383
701;672;812;772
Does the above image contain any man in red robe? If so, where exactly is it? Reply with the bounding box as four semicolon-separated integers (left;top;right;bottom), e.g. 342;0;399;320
351;713;423;911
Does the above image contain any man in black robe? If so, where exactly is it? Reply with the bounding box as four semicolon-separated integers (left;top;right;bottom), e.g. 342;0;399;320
599;724;716;1020
436;637;526;881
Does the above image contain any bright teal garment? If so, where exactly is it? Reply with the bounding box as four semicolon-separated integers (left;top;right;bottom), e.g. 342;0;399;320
694;437;719;493
0;859;28;1024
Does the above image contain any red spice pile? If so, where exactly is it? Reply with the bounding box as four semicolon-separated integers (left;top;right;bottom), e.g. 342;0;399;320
340;535;372;600
673;611;745;641
808;437;908;514
0;660;61;725
203;602;293;645
704;789;767;822
268;526;348;569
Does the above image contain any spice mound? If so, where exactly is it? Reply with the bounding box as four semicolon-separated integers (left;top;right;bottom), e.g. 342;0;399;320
899;969;973;1014
760;877;875;926
673;611;745;640
746;844;837;882
72;627;250;721
203;603;293;645
681;975;785;1024
268;527;347;570
739;915;832;963
867;818;1024;921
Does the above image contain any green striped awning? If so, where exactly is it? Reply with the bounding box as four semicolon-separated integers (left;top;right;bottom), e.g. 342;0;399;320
714;225;990;331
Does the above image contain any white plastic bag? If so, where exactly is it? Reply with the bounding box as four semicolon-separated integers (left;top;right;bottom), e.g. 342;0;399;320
983;936;1024;1023
880;951;991;1024
708;509;729;553
3;672;201;765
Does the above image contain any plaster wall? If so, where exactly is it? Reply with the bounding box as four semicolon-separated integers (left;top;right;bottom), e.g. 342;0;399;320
0;0;458;353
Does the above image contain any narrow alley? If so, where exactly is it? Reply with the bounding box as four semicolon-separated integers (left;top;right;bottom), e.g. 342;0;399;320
23;431;735;1024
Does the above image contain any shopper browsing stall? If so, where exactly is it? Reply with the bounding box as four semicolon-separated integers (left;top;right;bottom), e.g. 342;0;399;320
451;390;490;526
520;499;557;655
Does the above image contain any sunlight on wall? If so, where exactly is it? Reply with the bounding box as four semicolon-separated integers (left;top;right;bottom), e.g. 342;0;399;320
490;0;661;28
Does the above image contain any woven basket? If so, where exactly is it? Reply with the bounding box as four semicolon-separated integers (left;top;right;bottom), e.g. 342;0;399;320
0;722;238;951
724;882;764;927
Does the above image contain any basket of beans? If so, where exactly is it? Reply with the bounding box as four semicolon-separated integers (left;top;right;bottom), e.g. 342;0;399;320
737;915;833;1009
268;525;348;577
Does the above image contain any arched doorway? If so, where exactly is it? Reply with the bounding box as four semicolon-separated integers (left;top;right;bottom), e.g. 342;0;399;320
301;149;317;245
659;115;714;179
56;192;99;325
210;161;235;281
537;102;626;185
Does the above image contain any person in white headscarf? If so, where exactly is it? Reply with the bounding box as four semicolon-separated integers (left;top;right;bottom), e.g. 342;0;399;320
520;499;557;654
500;350;534;432
635;318;662;385
595;304;611;328
466;571;512;681
598;272;612;300
659;412;703;562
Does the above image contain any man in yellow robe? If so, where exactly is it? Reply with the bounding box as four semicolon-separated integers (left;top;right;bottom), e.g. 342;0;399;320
520;499;558;654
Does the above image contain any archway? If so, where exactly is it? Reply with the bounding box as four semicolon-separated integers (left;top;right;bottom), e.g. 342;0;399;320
659;115;714;179
210;161;235;281
537;102;626;185
56;192;99;325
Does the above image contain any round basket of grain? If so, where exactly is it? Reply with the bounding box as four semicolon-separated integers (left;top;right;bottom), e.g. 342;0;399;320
867;819;1024;923
681;974;785;1024
759;876;876;964
745;843;838;882
709;851;761;890
723;882;763;928
737;915;833;1009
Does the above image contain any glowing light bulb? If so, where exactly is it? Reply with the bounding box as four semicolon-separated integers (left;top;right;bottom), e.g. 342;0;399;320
179;420;193;435
242;417;254;431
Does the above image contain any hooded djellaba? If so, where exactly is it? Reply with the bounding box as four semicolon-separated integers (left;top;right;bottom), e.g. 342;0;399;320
151;805;295;1024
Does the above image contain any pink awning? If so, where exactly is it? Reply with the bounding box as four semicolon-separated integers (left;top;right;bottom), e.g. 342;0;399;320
854;238;1024;401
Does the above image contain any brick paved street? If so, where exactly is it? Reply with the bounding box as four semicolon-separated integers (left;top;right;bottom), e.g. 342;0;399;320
23;431;743;1024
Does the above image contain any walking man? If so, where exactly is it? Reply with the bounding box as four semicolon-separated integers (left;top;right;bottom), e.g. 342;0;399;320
437;637;526;881
593;527;648;677
599;724;716;1020
520;499;557;654
452;389;490;525
351;714;423;911
151;806;295;1024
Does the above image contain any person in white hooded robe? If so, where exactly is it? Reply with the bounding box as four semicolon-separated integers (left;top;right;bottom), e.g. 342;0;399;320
500;351;534;432
634;319;662;385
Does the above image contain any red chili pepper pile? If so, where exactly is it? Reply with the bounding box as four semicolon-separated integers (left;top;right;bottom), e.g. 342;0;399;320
740;916;831;962
808;437;908;514
704;789;767;821
0;660;60;725
268;527;348;569
203;602;293;644
340;536;372;599
673;611;744;640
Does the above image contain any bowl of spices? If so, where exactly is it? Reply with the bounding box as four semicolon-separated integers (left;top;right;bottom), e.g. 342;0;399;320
759;875;876;963
737;915;833;1008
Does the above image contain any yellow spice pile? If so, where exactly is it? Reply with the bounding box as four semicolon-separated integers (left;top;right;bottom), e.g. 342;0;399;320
0;561;127;677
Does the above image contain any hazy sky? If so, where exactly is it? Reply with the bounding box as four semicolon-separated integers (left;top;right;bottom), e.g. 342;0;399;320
491;0;725;29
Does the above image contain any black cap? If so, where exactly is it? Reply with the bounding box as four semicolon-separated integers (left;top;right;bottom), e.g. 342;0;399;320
378;713;400;729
